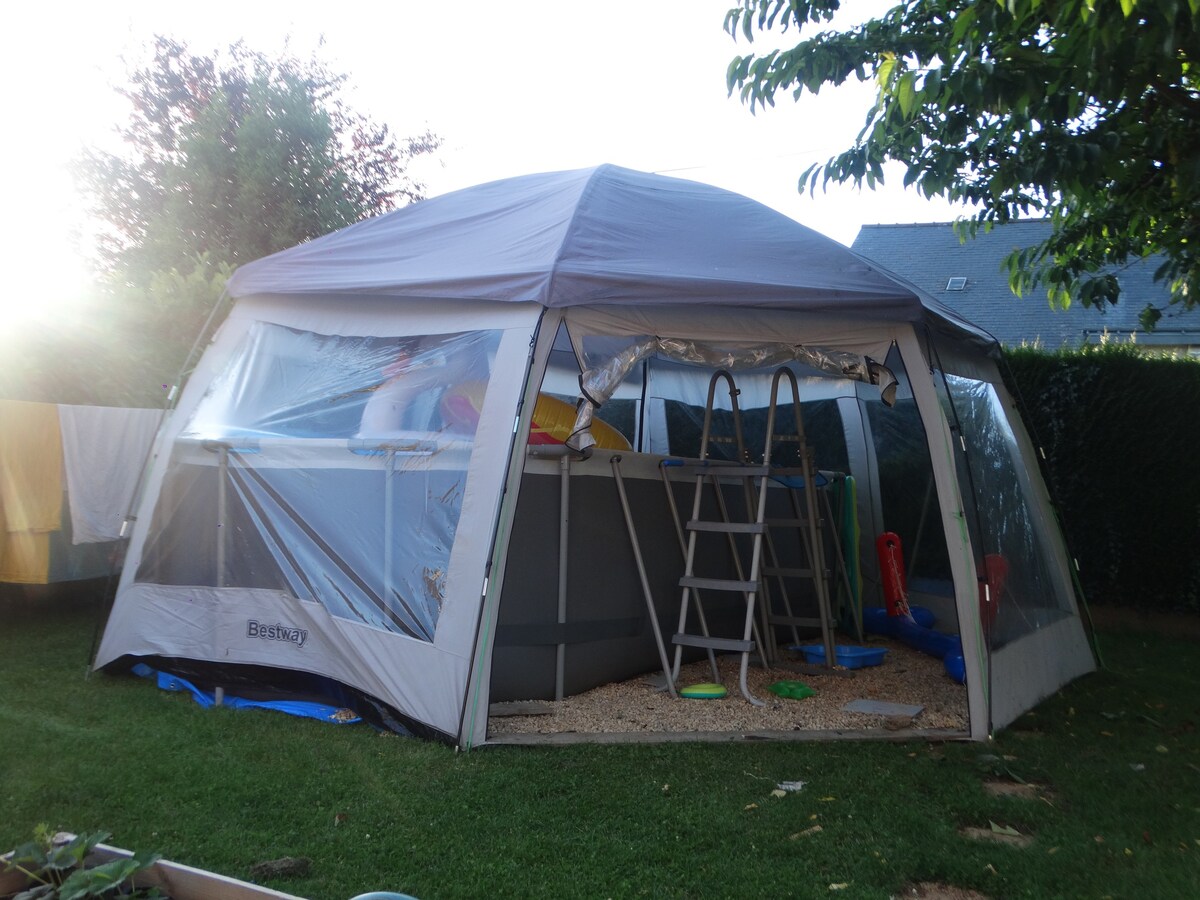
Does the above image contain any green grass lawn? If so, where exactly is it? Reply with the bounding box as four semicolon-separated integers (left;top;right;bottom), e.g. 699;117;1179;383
1;597;1198;900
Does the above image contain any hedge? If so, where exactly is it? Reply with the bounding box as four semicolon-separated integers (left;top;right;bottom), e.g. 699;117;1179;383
1002;343;1200;613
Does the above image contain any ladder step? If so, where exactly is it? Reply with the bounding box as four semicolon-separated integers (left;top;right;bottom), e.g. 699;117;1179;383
672;633;755;653
680;575;758;593
686;520;765;534
762;566;816;578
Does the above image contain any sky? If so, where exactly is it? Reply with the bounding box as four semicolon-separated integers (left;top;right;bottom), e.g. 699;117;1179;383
1;0;968;333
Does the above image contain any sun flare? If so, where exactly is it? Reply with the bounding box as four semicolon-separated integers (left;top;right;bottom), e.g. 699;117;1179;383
0;243;94;338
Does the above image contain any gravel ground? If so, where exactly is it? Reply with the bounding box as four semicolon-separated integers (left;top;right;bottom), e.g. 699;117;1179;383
488;637;968;738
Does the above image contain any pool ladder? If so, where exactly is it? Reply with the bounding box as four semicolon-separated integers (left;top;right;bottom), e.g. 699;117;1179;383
667;368;837;704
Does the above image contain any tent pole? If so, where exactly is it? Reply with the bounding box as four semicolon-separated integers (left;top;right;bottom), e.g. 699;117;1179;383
216;446;228;588
384;449;396;611
555;453;571;700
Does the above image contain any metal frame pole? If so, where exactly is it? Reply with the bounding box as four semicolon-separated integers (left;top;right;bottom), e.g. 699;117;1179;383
612;455;678;697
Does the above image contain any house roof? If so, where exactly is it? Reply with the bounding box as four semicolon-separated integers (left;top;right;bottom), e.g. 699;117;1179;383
851;220;1200;349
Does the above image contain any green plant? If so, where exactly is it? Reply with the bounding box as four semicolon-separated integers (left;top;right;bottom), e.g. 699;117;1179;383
2;827;162;899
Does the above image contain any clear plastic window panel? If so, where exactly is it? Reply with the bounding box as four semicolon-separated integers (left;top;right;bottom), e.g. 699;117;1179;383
540;335;640;449
940;373;1072;646
864;396;954;593
136;323;502;642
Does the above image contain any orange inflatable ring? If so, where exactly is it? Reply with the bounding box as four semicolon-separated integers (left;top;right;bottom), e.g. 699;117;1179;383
441;382;630;450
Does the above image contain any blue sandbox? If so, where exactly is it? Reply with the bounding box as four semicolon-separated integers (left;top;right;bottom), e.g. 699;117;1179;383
793;644;888;669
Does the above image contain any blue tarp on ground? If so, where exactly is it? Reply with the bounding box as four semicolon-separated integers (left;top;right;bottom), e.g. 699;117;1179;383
131;663;362;724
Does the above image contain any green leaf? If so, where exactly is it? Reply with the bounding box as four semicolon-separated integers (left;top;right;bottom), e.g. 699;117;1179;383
896;71;918;118
922;66;943;101
58;855;158;900
12;885;56;900
875;52;897;88
4;841;51;873
951;5;978;43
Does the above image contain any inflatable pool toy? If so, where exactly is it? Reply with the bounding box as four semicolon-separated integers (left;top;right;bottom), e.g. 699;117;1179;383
864;605;960;658
679;682;727;699
943;652;966;684
979;553;1008;635
889;617;961;659
864;605;964;679
528;393;630;450
876;531;914;621
864;605;935;633
441;383;631;450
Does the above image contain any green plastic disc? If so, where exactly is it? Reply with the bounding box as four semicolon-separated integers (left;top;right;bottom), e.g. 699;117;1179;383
680;682;728;699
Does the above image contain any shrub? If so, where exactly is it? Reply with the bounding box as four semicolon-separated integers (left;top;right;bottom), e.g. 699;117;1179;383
1003;343;1200;613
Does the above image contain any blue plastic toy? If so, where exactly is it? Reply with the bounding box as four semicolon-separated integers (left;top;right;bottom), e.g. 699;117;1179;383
862;606;966;683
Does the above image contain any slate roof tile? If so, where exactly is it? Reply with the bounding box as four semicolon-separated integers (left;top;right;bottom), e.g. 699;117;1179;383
851;221;1200;350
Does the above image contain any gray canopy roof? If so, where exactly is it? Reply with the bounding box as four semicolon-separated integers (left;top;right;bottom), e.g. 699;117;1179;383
227;164;994;345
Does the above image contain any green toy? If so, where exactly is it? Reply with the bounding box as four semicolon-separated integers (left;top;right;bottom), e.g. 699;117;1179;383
767;680;817;700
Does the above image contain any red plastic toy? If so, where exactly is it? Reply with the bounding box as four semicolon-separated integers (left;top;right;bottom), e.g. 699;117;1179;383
876;531;913;620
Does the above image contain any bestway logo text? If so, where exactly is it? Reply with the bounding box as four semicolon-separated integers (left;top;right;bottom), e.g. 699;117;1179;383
246;619;309;648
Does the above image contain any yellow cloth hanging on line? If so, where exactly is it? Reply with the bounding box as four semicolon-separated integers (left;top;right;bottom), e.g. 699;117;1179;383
0;399;64;583
0;399;63;533
0;530;51;583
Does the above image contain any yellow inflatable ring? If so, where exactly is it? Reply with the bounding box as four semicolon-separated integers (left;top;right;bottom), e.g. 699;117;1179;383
440;383;631;450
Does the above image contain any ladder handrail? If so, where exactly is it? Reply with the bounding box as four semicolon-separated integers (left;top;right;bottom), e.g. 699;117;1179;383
700;369;748;464
658;460;720;683
763;367;837;667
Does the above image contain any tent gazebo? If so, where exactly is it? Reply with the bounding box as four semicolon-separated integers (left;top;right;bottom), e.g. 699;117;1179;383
94;165;1095;747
